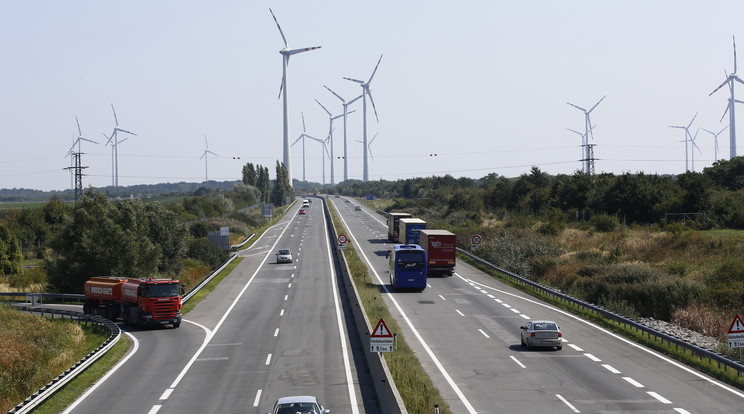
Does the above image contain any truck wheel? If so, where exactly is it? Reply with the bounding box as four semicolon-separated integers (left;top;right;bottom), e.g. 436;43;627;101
173;322;181;328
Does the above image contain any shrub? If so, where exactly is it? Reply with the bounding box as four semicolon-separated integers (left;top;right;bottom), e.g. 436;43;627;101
590;214;618;232
705;259;744;309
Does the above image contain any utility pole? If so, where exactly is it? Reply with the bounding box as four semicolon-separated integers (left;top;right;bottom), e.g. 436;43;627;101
64;152;88;202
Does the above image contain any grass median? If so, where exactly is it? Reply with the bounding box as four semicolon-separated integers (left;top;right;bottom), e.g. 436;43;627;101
328;201;453;414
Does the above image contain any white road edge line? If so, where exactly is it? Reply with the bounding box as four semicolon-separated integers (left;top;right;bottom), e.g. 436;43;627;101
321;204;361;414
61;331;140;414
335;204;478;414
510;355;526;369
461;276;744;399
556;394;580;413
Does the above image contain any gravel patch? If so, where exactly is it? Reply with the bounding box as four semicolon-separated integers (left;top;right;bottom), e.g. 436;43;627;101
639;317;721;351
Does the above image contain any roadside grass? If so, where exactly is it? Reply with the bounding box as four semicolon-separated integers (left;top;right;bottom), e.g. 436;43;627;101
181;257;243;315
31;334;130;414
328;202;453;414
458;253;744;392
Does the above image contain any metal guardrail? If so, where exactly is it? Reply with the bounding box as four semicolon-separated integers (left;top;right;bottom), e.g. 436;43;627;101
7;307;121;414
456;247;744;376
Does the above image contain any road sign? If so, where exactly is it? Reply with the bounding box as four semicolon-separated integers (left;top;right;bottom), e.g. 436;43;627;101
370;318;394;352
338;234;347;244
471;234;482;245
728;315;744;348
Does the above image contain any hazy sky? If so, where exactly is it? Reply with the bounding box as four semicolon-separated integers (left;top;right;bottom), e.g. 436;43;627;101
2;1;743;191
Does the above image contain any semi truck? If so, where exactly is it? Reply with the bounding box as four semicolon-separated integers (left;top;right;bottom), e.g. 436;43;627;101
399;218;427;245
387;212;411;242
83;276;182;328
419;229;456;276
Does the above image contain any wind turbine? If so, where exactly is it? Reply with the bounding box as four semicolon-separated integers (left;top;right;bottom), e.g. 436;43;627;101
269;8;321;188
355;131;379;161
308;134;331;185
324;85;363;181
567;123;596;171
315;99;355;185
567;96;605;174
200;134;218;181
344;54;383;182
103;104;136;187
68;116;99;155
710;36;744;158
291;113;319;182
669;113;697;172
701;125;728;162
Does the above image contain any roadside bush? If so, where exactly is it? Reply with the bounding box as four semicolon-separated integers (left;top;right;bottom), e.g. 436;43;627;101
590;214;618;232
187;238;228;269
7;267;46;290
478;228;561;279
705;259;744;309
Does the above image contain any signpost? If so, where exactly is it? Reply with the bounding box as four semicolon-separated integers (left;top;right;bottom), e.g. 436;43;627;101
471;234;482;251
370;318;394;353
728;314;744;351
338;234;348;250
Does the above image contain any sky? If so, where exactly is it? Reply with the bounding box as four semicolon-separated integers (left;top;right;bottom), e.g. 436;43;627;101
2;1;744;192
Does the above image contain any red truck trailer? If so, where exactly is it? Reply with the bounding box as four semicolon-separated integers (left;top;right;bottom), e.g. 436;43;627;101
419;229;456;276
83;276;182;328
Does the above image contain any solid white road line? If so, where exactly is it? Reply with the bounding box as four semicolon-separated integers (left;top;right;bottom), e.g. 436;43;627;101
556;394;580;413
647;391;672;404
623;377;645;388
510;356;526;369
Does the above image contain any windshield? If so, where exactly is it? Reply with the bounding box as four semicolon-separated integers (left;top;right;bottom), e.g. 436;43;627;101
145;283;179;298
275;402;320;414
397;251;425;268
533;322;558;331
278;249;291;255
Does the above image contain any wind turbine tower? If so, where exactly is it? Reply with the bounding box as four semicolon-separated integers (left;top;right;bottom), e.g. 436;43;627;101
567;96;605;174
702;125;728;162
567;123;596;172
316;99;353;185
669;113;697;172
269;8;321;188
324;86;362;181
200;135;218;181
104;104;136;187
308;135;331;185
345;54;383;182
710;36;744;158
291;113;319;182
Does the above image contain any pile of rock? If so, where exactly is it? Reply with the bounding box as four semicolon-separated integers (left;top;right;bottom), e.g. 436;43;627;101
639;317;721;352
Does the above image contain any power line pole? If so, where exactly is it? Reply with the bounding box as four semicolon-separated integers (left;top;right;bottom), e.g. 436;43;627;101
64;152;88;202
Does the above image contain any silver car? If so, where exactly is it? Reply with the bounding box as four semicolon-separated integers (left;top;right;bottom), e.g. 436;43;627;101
276;249;293;264
265;395;329;414
520;320;562;350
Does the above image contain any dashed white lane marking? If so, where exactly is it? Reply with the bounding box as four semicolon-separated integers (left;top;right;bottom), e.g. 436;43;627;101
487;294;495;299
623;377;645;388
647;391;672;404
673;408;691;414
159;389;173;400
556;394;580;413
568;344;583;352
584;353;601;362
288;282;292;288
438;294;446;301
478;329;490;338
510;356;526;369
520;314;531;319
510;308;520;313
602;364;621;374
502;303;511;308
291;273;295;278
495;299;503;303
148;406;162;414
274;328;279;337
284;295;288;301
253;389;262;407
265;354;272;365
456;310;465;316
427;283;432;288
280;309;285;316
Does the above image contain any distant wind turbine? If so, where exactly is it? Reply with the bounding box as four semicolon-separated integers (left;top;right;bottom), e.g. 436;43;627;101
567;96;605;174
669;113;697;172
356;132;379;162
701;125;728;162
567;123;596;171
269;8;321;187
308;133;331;185
291;113;319;182
315;99;354;185
103;104;136;187
710;36;744;159
200;135;218;181
68;116;99;155
324;85;363;181
345;54;383;182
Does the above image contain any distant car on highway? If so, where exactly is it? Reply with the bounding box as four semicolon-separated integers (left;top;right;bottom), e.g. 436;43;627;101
276;249;293;264
354;205;361;211
298;209;306;215
265;395;329;414
520;320;562;350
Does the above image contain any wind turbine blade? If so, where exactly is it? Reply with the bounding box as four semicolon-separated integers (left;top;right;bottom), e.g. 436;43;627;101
347;94;363;105
111;104;119;126
315;99;332;117
204;134;208;149
200;152;206;161
324;85;345;102
367;89;379;122
367;54;383;84
287;46;321;56
292;135;303;146
567;128;583;136
301;112;307;132
323;143;330;159
119;137;129;145
370;132;379;144
269;8;288;47
355;139;363;144
687;112;698;129
588;95;606;113
207;150;218;156
734;75;744;86
278;71;286;100
701;128;716;135
75;116;82;136
719;125;729;135
347;109;357;116
307;135;322;142
80;137;99;145
734;35;738;74
566;102;587;112
736;99;744;104
669;125;685;129
116;128;136;136
102;132;114;146
67;140;78;154
710;78;730;96
369;146;374;161
721;102;731;123
344;77;364;84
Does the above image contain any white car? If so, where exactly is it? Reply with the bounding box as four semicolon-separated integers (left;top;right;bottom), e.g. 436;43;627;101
520;320;562;350
276;249;293;264
266;395;329;414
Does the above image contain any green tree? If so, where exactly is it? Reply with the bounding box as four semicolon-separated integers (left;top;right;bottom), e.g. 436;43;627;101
0;225;23;276
242;163;257;186
271;161;292;206
257;165;271;203
145;202;188;275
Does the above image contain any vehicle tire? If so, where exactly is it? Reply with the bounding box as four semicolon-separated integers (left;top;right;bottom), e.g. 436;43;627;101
557;345;562;351
173;322;180;328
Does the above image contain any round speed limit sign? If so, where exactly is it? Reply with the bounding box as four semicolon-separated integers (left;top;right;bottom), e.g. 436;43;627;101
471;234;482;245
338;234;348;244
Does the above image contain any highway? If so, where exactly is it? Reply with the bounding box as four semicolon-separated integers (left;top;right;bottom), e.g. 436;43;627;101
330;195;744;414
63;199;377;414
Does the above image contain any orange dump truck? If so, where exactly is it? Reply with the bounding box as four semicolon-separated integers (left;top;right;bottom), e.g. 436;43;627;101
83;276;182;328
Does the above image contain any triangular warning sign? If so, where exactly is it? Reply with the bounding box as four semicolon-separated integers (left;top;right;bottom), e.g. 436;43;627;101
371;318;393;338
729;314;744;334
